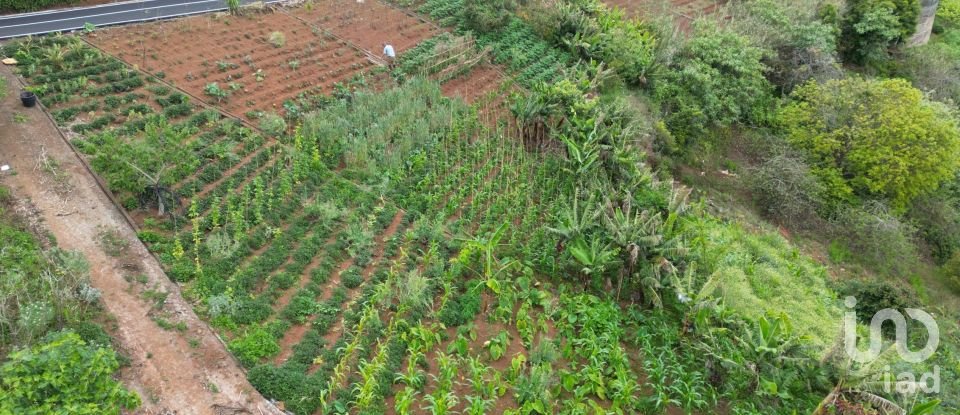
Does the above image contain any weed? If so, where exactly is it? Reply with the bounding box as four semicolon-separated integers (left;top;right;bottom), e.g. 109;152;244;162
97;227;130;257
268;31;286;48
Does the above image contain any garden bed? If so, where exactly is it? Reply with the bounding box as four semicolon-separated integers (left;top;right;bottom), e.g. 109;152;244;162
85;9;377;118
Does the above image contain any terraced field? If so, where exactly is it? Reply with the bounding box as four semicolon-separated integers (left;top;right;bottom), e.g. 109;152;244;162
86;1;439;119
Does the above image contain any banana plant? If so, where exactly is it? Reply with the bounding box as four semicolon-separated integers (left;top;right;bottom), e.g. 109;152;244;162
567;235;619;286
461;222;516;296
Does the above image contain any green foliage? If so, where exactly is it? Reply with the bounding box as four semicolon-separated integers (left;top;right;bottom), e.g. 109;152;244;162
654;20;774;148
544;0;656;85
0;0;79;12
228;326;280;367
226;0;241;15
837;279;915;321
0;331;140;414
258;112;287;137
941;0;960;25
460;0;516;32
681;215;842;346
204;82;229;102
780;77;960;210
908;191;960;264
268;31;286;48
728;0;841;93
841;0;920;66
0;211;100;349
834;202;920;277
894;30;960;104
942;251;960;292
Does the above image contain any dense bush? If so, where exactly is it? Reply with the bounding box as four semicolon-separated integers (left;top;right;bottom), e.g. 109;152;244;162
942;251;960;292
0;0;78;12
840;0;920;67
654;20;774;148
258;112;287;137
836;279;916;322
543;1;656;85
460;0;516;32
729;0;842;93
0;331;140;414
780;77;960;210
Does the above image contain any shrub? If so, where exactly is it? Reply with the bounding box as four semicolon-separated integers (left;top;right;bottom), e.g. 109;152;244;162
654;20;773;148
942;251;960;292
544;1;656;85
228;326;280;367
341;267;363;289
0;330;140;414
460;0;516;32
258;112;287;137
834;202;920;277
780;77;960;210
837;279;916;323
747;152;826;229
203;82;229;102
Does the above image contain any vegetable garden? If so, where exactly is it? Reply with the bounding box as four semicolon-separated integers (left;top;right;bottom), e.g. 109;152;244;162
7;0;959;413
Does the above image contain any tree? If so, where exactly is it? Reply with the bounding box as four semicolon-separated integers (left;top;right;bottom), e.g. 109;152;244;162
779;77;960;210
0;331;140;414
654;20;773;148
841;0;920;66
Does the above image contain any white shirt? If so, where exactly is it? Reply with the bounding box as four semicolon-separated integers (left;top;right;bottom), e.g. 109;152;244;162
383;45;396;58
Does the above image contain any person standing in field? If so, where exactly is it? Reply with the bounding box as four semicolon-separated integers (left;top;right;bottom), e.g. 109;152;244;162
382;42;396;69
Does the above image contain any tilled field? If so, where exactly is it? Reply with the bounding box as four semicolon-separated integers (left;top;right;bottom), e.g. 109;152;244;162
87;9;369;118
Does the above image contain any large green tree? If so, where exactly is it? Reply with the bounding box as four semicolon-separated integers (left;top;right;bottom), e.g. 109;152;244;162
0;331;140;414
779;77;960;210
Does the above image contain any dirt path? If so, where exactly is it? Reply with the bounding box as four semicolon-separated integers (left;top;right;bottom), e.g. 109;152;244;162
0;65;281;415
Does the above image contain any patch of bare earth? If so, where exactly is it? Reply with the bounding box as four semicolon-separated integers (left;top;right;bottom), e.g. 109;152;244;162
0;64;280;415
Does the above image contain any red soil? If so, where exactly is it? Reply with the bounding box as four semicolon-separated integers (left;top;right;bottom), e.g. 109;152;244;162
440;63;504;105
86;10;376;118
289;0;439;57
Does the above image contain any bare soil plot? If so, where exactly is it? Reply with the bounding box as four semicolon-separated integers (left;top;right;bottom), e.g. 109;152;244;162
86;10;376;118
289;0;439;55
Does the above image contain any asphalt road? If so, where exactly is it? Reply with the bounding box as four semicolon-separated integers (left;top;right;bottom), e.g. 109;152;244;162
0;0;282;39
